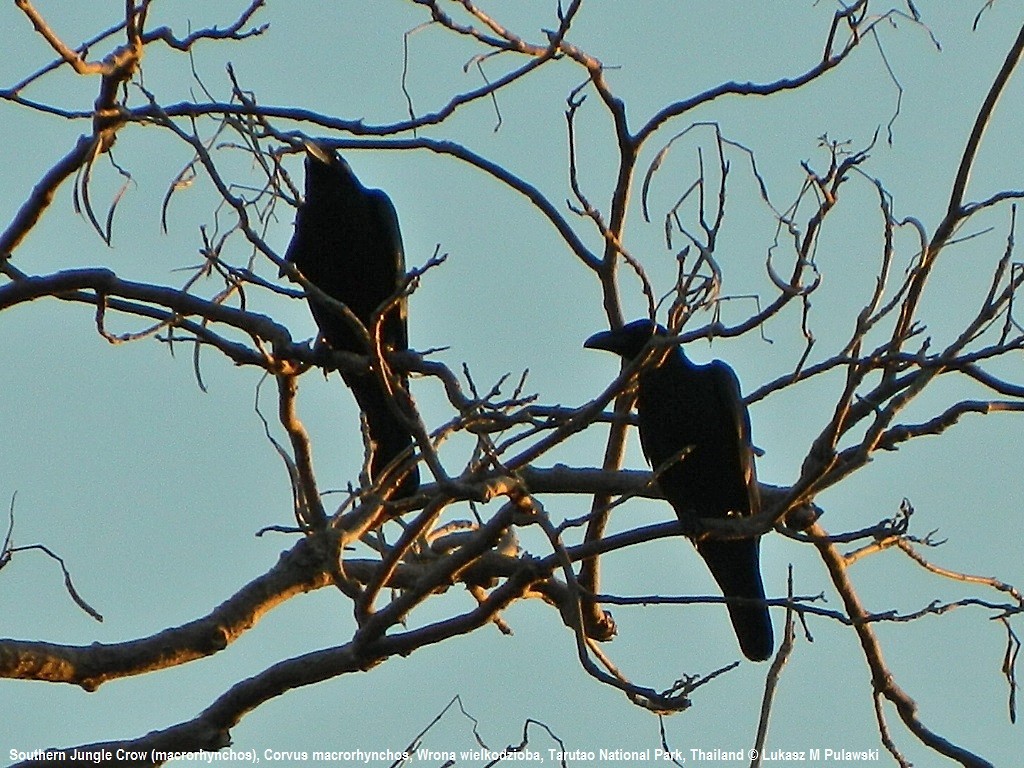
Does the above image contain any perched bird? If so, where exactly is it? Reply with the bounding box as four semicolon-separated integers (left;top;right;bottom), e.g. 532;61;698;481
284;142;419;498
585;319;773;661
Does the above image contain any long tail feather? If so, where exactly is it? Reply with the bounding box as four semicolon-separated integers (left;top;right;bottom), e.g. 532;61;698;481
697;537;773;662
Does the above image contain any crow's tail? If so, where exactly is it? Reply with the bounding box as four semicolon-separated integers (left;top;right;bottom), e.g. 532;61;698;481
342;370;420;499
696;537;773;662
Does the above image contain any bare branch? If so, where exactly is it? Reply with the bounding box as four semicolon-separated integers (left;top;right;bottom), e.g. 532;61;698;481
810;521;996;767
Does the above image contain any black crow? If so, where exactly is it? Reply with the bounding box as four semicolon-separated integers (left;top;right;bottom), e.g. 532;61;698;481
284;143;419;498
585;319;772;661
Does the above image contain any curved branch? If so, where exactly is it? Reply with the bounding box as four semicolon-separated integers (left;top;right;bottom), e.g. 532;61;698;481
634;1;871;146
288;135;602;272
893;21;1024;345
141;0;268;50
0;267;292;350
0;533;339;690
0;135;95;264
809;521;995;768
943;23;1024;227
10;545;544;766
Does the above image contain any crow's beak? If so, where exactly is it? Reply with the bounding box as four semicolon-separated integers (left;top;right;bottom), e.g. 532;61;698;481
583;328;617;352
303;139;333;166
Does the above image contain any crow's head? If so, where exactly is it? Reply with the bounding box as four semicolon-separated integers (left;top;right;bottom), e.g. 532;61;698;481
584;318;667;361
302;140;358;195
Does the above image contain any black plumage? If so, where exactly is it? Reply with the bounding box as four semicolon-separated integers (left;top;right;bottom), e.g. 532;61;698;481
284;143;419;498
585;319;773;661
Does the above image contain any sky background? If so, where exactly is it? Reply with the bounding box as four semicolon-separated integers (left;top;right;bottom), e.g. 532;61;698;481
1;1;1023;766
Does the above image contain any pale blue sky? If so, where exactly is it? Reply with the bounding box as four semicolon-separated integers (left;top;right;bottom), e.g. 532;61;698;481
2;2;1022;766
